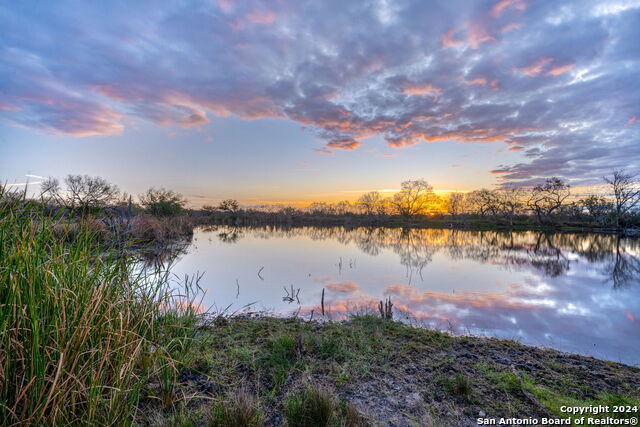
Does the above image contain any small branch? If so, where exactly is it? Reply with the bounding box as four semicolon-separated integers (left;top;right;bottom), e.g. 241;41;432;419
257;266;264;281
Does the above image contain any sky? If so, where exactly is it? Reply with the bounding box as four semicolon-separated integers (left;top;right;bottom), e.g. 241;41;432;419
1;0;639;206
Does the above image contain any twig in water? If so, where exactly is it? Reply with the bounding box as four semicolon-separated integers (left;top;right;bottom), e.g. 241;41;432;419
378;297;393;319
257;266;264;281
282;284;300;303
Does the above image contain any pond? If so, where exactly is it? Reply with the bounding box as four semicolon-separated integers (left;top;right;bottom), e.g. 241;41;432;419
151;226;640;366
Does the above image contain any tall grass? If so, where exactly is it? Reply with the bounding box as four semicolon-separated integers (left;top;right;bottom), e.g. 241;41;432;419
0;192;202;425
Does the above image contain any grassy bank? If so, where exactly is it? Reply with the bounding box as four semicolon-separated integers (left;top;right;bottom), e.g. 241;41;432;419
0;199;202;425
147;316;640;426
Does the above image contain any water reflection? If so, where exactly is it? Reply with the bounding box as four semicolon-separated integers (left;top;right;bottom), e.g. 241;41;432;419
164;226;640;365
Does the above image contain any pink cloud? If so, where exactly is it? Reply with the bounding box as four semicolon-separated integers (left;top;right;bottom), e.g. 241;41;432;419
246;9;276;25
468;23;496;49
314;148;334;155
442;28;464;48
513;57;552;76
326;281;360;293
500;22;522;33
465;76;488;86
627;115;638;126
491;0;527;17
546;63;575;76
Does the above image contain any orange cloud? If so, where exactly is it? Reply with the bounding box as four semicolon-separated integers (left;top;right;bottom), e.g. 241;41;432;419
326;139;361;150
468;23;496;49
442;28;464;48
401;82;441;97
508;145;524;151
314;148;334;155
491;0;527;17
443;23;496;50
383;153;399;157
513;57;552;76
465;77;488;86
547;63;575;76
326;281;360;293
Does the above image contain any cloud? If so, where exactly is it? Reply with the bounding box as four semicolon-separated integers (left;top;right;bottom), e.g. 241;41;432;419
547;63;575;76
326;281;360;293
326;138;361;151
513;57;553;76
0;0;639;183
314;148;334;155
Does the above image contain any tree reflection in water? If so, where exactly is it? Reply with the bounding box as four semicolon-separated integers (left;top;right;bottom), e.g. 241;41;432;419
206;225;640;288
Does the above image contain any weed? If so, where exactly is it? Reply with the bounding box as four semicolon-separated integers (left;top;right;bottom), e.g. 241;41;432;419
206;391;264;427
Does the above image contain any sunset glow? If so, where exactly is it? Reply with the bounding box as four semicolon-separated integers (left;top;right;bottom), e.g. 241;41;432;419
1;0;639;205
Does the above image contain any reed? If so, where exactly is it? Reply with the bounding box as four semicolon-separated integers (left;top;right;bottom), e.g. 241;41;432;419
0;192;201;425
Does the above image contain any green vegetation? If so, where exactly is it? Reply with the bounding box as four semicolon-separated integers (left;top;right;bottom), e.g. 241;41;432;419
139;187;187;216
0;190;201;425
153;316;639;425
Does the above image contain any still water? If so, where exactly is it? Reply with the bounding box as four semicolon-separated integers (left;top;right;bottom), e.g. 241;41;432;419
155;226;640;365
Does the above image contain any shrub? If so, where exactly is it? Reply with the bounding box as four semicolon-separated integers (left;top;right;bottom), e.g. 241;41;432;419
139;187;187;216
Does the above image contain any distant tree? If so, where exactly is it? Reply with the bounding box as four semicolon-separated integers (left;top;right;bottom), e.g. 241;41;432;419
496;187;527;226
579;195;613;225
139;187;186;216
358;191;385;216
40;175;120;212
527;178;570;225
202;204;217;214
604;169;640;227
218;199;240;213
446;192;465;216
308;202;331;215
333;200;353;215
391;179;437;218
465;189;499;216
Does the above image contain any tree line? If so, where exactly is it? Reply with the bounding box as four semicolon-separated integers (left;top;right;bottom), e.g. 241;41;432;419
3;169;639;229
301;170;640;228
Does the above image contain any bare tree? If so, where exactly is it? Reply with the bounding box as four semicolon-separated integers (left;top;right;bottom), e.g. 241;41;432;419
446;192;465;216
391;179;436;218
333;200;353;215
358;191;385;216
465;189;499;216
496;187;527;227
579;195;612;225
527;178;570;225
604;169;640;227
40;175;119;211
